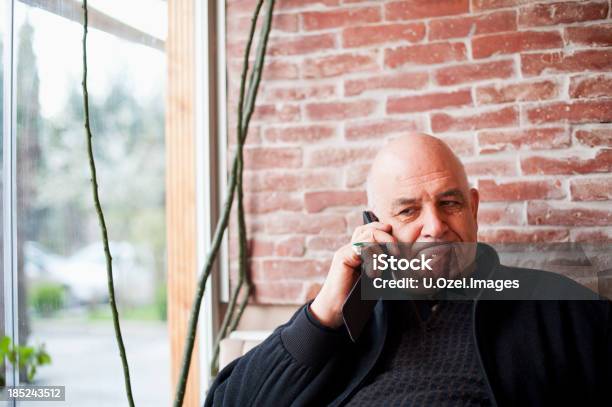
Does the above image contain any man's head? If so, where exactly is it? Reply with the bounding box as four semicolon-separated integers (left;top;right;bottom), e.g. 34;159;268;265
366;133;479;244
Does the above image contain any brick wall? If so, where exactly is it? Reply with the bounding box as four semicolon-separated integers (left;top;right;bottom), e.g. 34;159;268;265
225;0;612;304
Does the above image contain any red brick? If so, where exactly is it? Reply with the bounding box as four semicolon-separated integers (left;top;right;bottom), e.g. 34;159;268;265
343;23;426;47
436;134;476;156
308;146;378;167
472;0;534;11
476;80;560;105
528;201;612;226
570;178;612;201
345;71;428;96
431;106;518;133
227;0;261;15
265;125;336;143
349;209;373;231
304;190;367;213
566;23;612;47
244;170;341;192
385;0;469;20
429;10;517;40
385;42;467;68
478;128;569;153
574;129;612;147
277;0;340;10
251;104;300;123
526;100;612;125
571;228;612;242
252;280;305;304
244;172;302;192
307;235;349;251
263;84;335;102
228;216;264;235
261;60;300;81
478;203;524;226
521;150;612;175
479;179;565;202
266;213;346;234
244;192;302;214
227;13;299;37
519;2;608;27
303;171;343;189
267;33;336;56
230;0;340;14
229;59;298;81
303;51;379;78
434;60;515;86
305;100;377;121
303;6;381;30
569;74;612;99
478;228;569;243
345;162;372;187
244;147;302;169
521;50;612;76
345;118;426;140
228;125;262;146
472;31;563;59
464;158;518;176
388;89;472;114
274;236;306;257
248;239;274;258
345;210;365;231
227;40;250;59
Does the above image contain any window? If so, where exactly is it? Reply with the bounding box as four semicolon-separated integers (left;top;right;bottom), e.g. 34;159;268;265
3;1;168;404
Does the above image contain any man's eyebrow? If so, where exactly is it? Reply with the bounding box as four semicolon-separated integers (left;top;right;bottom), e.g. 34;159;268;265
391;197;418;208
435;188;465;200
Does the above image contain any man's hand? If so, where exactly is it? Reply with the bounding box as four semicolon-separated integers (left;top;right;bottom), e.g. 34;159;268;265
309;222;396;328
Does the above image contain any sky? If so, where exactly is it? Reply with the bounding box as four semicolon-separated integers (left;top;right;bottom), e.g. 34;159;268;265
3;0;167;118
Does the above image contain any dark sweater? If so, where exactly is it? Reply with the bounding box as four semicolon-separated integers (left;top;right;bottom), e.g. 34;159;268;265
346;301;491;406
205;244;612;406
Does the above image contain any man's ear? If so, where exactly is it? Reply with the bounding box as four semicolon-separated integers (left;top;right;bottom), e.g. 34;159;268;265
469;188;479;222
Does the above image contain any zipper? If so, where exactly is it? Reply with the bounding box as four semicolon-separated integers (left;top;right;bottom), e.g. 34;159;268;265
472;298;498;407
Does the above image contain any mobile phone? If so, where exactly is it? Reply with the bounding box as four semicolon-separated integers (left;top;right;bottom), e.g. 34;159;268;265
341;211;381;342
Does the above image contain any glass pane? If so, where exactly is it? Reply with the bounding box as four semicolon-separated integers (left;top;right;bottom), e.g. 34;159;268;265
15;1;167;405
0;0;5;389
0;0;7;387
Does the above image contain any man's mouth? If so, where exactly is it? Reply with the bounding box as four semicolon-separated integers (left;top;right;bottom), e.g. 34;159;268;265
413;242;456;279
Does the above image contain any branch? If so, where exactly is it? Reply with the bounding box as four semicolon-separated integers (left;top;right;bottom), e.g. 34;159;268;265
209;0;276;374
81;1;135;406
173;0;277;403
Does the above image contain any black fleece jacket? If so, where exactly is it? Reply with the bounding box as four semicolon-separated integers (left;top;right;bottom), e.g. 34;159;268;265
204;244;612;406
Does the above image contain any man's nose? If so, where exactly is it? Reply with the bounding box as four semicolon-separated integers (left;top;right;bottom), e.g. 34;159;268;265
419;206;448;240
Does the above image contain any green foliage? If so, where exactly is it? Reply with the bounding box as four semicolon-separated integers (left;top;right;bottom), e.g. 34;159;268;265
29;283;65;316
155;284;167;321
0;336;52;384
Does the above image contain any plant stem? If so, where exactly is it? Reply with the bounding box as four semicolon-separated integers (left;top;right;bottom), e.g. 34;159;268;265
81;1;135;406
210;0;276;373
208;0;265;373
173;1;276;405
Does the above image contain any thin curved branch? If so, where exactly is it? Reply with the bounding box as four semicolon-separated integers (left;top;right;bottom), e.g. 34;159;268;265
81;1;135;406
172;0;276;404
209;0;276;373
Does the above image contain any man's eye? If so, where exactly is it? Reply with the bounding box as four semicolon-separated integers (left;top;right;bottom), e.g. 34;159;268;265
399;208;417;216
440;200;460;207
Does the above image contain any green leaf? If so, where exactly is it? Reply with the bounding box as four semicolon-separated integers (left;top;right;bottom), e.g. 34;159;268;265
37;350;51;366
0;336;10;356
27;365;36;383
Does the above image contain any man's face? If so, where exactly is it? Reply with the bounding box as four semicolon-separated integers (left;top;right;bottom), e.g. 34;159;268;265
372;169;479;244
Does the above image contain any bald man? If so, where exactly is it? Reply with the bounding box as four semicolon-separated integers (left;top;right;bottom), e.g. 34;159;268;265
205;134;611;407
